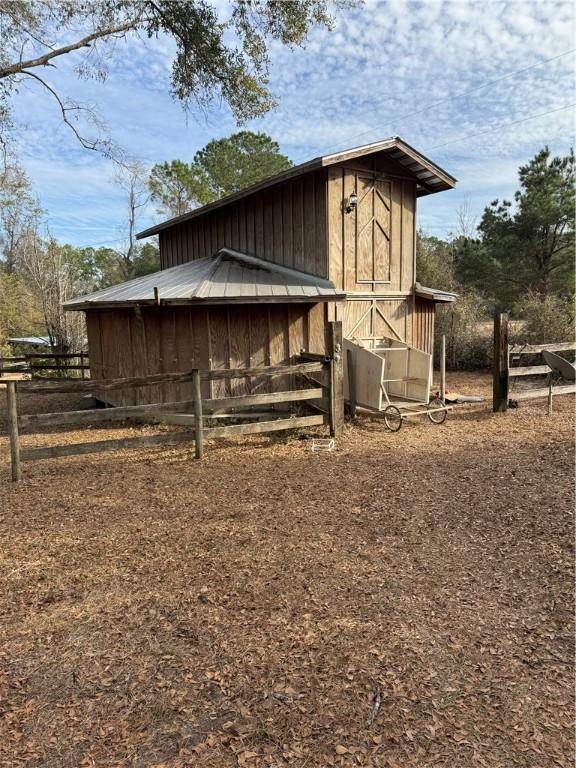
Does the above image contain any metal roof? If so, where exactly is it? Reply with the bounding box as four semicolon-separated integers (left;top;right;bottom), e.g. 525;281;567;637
137;136;457;239
7;336;51;346
415;283;458;303
64;248;346;310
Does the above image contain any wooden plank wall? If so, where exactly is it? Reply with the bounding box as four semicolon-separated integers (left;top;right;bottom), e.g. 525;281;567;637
327;153;416;294
86;303;328;406
413;296;435;355
159;170;327;278
338;298;412;346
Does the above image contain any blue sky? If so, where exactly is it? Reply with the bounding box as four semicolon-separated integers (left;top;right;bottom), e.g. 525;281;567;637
10;0;576;249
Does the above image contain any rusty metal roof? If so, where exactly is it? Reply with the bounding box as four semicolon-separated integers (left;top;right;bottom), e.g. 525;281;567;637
64;248;346;310
137;136;457;239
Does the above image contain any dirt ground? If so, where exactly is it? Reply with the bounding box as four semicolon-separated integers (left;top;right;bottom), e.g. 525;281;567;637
0;373;574;768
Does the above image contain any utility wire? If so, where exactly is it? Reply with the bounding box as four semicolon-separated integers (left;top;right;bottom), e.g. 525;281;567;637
302;48;576;159
427;102;576;151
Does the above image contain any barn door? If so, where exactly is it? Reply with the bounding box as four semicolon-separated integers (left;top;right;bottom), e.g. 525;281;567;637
355;175;391;284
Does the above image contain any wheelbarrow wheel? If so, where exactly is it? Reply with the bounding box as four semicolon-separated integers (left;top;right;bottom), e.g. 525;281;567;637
428;396;447;424
383;405;402;432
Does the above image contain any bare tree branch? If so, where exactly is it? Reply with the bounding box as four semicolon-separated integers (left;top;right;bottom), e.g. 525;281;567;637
19;70;123;162
0;18;144;79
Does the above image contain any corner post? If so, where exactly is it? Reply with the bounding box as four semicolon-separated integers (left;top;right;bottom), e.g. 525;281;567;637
328;321;344;437
440;334;446;404
493;312;509;412
192;369;204;459
6;381;21;482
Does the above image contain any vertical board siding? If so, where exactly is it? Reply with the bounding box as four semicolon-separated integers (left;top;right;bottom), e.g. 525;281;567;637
325;156;416;295
87;303;325;406
413;297;435;355
157;171;328;277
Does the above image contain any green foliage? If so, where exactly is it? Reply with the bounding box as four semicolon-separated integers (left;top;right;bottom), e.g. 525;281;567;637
149;130;293;217
435;294;492;370
149;161;212;218
416;231;456;290
455;147;575;306
1;1;338;152
0;272;41;354
511;292;575;346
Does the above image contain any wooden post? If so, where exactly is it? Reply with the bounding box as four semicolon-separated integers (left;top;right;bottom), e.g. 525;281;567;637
6;381;21;482
547;372;553;415
440;334;446;404
328;321;344;437
346;348;357;418
80;352;86;380
493;312;509;412
192;369;204;459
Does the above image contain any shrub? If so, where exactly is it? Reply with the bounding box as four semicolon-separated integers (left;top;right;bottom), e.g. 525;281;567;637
435;289;492;370
511;292;575;345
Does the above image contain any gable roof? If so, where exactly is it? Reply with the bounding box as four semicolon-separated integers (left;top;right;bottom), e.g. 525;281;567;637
64;248;346;310
137;136;457;239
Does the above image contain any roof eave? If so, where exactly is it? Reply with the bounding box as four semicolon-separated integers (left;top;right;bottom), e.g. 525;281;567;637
136;136;456;239
64;293;346;311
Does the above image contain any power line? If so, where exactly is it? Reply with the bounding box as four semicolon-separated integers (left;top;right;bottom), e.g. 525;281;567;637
427;102;576;151
298;48;576;159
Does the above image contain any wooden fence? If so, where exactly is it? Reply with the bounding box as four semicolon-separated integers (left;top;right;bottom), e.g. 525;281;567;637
0;351;89;379
3;350;342;482
493;313;576;412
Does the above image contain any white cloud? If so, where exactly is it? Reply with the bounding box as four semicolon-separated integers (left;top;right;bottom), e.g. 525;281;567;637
7;0;576;245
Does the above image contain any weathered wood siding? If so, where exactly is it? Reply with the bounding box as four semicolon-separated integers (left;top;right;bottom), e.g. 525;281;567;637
335;297;413;347
327;154;416;294
86;303;328;406
159;170;327;277
413;296;435;355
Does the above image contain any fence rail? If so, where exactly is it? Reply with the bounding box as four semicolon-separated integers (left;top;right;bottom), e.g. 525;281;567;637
3;338;343;483
493;313;576;412
0;351;89;379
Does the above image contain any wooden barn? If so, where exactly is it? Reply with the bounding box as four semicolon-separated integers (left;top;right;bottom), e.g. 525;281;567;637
65;137;456;408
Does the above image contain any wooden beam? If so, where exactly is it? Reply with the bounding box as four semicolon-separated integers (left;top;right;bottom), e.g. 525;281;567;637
203;414;325;439
204;388;323;412
513;384;576;401
6;381;21;481
509;342;576;354
192;369;203;460
509;365;551;377
346;349;357;418
328;321;344;437
18;400;197;429
440;334;446;404
20;431;193;462
17;362;326;394
493;313;509;412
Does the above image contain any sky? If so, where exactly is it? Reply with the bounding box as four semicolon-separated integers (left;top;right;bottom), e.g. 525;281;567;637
8;0;576;249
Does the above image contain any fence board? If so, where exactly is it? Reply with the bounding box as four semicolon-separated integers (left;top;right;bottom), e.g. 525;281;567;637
17;362;325;394
20;432;193;461
510;342;576;354
509;365;551;377
513;384;576;401
204;414;325;438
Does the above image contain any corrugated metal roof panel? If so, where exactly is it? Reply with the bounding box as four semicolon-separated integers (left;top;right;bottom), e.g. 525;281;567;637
65;249;345;310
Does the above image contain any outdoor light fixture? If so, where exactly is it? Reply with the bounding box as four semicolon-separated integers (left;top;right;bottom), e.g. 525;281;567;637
346;191;358;214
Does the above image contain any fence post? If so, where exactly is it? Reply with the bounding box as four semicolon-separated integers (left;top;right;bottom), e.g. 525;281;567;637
346;348;357;418
493;312;509;412
6;381;21;482
440;334;446;404
328;321;344;437
192;369;204;459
